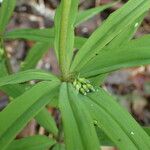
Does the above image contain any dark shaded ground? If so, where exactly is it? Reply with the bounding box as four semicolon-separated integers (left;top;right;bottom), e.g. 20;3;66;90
0;0;150;140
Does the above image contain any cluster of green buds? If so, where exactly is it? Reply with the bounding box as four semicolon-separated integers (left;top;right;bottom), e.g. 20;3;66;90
73;77;95;95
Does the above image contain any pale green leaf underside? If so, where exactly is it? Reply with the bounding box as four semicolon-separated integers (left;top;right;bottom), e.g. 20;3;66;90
0;69;59;87
6;135;56;150
83;88;150;150
0;81;59;150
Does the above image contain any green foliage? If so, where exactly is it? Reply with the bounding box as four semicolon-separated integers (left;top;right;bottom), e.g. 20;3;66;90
0;0;150;150
6;135;56;150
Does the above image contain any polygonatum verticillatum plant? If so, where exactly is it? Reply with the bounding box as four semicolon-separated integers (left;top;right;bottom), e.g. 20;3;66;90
0;0;150;150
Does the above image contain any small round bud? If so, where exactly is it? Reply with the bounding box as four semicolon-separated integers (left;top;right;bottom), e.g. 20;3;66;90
82;84;90;92
79;88;86;95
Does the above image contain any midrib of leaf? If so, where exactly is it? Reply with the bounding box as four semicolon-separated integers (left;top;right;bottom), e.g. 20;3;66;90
70;0;150;72
59;83;84;150
67;84;100;150
67;86;88;150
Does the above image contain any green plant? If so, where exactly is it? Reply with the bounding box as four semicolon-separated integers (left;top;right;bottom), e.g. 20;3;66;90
0;0;150;149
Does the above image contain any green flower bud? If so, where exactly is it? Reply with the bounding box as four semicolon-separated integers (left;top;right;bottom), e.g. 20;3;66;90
75;82;81;91
73;79;77;86
78;78;87;84
82;84;90;92
79;88;87;95
86;83;95;92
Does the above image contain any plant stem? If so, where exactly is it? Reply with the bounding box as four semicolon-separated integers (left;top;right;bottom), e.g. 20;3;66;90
59;0;71;80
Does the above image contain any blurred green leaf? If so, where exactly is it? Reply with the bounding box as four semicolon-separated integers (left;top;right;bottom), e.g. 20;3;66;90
21;42;50;71
0;0;16;34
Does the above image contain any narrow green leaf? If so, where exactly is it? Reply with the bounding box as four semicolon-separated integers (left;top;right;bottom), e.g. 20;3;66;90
0;82;58;135
68;84;100;150
5;29;86;49
71;0;150;72
54;0;79;73
4;28;54;43
144;127;150;136
89;14;146;85
108;13;146;48
6;135;56;150
75;2;116;26
0;0;16;34
21;42;50;71
97;126;150;146
35;108;58;135
80;35;150;77
59;83;84;150
0;84;28;98
83;88;150;150
0;81;59;150
0;69;59;87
